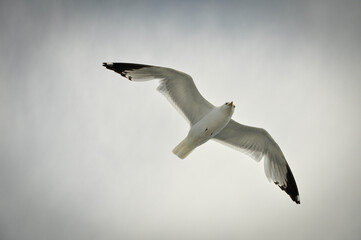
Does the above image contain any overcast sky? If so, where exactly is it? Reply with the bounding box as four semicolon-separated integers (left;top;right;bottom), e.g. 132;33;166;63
1;0;361;239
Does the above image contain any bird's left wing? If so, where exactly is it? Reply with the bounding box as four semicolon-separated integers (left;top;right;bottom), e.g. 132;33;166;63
214;120;300;204
103;62;214;125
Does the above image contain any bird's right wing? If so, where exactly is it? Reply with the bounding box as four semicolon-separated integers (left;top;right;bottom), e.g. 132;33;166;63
103;62;214;125
214;119;300;204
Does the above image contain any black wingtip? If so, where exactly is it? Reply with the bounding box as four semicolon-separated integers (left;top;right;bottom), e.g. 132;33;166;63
277;164;300;204
102;62;114;69
102;62;153;80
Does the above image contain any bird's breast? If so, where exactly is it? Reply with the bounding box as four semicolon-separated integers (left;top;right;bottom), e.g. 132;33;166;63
187;107;233;146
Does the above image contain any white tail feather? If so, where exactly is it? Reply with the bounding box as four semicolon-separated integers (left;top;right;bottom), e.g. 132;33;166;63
172;137;195;159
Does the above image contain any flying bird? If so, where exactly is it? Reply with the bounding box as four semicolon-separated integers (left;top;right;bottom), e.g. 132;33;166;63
103;62;300;204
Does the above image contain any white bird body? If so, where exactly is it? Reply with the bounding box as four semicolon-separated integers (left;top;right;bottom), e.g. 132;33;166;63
173;102;235;159
103;62;300;204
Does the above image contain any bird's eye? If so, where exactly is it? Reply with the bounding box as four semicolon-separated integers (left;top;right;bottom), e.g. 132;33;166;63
225;102;228;105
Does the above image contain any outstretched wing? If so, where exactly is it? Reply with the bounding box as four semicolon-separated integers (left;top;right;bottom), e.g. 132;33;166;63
214;120;300;204
103;62;214;125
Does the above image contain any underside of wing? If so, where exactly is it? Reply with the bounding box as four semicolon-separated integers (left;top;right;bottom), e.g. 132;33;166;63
214;120;300;204
103;62;214;125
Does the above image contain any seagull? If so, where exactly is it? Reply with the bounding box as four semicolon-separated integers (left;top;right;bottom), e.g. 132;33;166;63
103;62;300;204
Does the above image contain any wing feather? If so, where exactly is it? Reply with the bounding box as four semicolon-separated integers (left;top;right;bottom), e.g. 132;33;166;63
103;62;214;125
214;120;300;204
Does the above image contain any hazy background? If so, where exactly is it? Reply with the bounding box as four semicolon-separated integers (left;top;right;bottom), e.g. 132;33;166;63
1;0;361;239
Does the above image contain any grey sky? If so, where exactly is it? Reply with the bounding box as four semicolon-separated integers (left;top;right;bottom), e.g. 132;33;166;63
1;0;361;239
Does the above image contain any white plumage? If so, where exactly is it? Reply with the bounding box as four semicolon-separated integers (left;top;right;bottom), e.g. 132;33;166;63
103;62;300;204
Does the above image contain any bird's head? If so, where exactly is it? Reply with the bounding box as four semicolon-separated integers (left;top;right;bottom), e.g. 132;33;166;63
221;101;235;114
225;101;235;108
